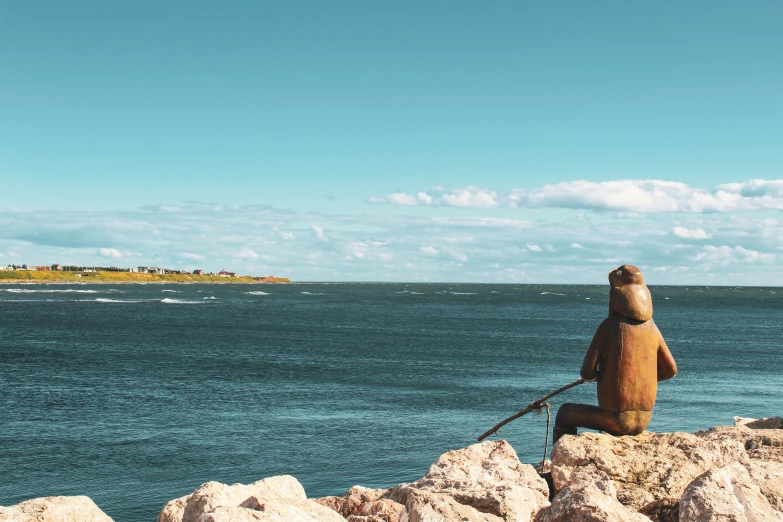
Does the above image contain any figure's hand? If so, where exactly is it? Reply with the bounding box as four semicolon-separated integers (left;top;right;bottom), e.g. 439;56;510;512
584;377;598;383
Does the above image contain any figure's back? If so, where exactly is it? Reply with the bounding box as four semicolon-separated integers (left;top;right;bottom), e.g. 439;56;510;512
596;317;663;412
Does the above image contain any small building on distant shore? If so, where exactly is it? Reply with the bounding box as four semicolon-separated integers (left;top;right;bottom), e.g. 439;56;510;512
193;269;205;275
51;264;63;271
32;265;51;271
218;269;237;277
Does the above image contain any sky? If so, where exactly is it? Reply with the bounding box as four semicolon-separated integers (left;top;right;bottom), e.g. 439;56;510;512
1;1;782;284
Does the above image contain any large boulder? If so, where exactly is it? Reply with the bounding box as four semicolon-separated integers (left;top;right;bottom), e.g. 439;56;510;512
158;475;345;522
534;472;652;522
313;486;404;522
550;430;747;512
0;496;113;522
679;462;781;522
397;488;503;522
735;417;783;430
390;439;550;522
697;425;783;464
747;460;783;513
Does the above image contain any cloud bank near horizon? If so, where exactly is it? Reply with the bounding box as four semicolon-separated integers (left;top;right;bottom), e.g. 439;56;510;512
368;179;783;213
1;177;782;285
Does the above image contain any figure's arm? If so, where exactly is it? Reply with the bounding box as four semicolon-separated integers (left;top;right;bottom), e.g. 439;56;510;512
580;320;607;381
656;332;677;381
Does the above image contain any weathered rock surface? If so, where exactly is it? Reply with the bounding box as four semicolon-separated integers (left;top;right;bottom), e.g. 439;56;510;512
313;486;404;522
748;460;783;513
0;496;113;522
390;439;550;522
697;425;783;463
679;461;782;522
158;474;345;522
735;416;783;430
551;430;748;511
534;472;652;522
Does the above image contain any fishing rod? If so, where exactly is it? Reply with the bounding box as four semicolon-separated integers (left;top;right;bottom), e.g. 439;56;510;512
477;378;587;441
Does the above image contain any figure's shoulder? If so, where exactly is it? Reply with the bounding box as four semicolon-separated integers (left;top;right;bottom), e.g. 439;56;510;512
597;316;621;331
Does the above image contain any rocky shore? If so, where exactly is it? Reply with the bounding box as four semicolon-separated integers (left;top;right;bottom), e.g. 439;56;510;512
2;417;781;522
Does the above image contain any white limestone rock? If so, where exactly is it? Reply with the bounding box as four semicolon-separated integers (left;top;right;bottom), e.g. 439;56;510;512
391;439;550;522
551;430;747;510
679;462;782;522
534;472;652;522
0;496;113;522
158;474;345;522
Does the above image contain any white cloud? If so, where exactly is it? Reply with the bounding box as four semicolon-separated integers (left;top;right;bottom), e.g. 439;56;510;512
441;188;498;208
181;252;205;260
693;245;775;265
511;180;744;212
235;247;260;259
3;196;783;284
311;225;324;239
417;192;433;204
672;226;710;239
571;243;584;249
371;179;783;213
388;193;421;206
368;187;498;208
98;248;122;259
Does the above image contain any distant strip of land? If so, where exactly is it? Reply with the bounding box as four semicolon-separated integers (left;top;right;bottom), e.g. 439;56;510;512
0;271;291;284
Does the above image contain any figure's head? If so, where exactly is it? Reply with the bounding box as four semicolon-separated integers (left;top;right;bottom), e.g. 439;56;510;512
608;264;652;321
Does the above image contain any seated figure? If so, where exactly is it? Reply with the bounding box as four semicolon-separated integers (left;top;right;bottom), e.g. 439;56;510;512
553;264;677;443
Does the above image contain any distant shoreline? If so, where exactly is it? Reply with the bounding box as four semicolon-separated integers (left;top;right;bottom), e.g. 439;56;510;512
0;271;291;284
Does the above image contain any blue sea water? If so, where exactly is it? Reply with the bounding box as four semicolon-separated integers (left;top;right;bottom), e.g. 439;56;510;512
0;283;781;521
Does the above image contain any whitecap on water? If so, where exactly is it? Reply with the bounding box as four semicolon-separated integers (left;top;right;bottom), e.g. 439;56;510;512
449;292;476;295
161;290;180;293
161;298;202;304
541;291;566;296
202;296;216;300
245;291;270;295
93;298;145;303
300;292;324;295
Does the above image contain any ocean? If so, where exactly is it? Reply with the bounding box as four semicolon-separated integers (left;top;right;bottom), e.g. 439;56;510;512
1;283;781;521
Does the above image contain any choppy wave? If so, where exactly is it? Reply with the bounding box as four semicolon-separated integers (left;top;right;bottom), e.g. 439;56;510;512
161;298;202;304
94;298;145;303
161;290;180;293
202;296;217;300
300;292;324;295
541;292;566;296
396;290;424;295
246;291;270;295
449;292;476;295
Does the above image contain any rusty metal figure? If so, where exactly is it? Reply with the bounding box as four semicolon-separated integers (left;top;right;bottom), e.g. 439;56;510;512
553;265;677;443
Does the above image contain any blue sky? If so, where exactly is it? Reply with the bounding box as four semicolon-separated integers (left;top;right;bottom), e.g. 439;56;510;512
1;2;782;283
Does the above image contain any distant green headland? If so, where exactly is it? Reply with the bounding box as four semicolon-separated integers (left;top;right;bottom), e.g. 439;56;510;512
0;265;291;284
